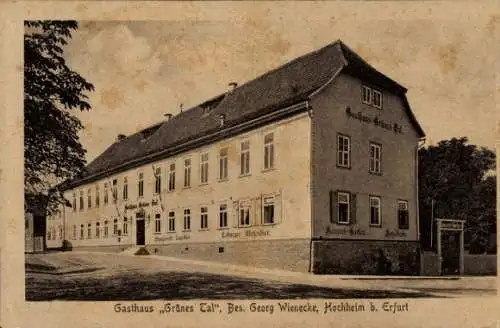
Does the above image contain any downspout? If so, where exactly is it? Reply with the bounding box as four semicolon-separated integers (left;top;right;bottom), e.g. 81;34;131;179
306;100;314;273
416;137;426;273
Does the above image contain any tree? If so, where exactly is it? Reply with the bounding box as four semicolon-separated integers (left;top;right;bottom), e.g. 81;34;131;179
418;137;496;253
24;21;94;215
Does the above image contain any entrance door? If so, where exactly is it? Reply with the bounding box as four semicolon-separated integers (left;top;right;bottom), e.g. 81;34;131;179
441;231;460;275
136;220;145;246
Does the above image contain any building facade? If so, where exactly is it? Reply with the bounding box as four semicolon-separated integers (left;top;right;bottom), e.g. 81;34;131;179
47;40;425;274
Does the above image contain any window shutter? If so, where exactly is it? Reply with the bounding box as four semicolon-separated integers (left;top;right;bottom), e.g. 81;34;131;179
350;193;357;224
275;192;282;224
232;201;239;228
330;190;337;223
254;196;262;225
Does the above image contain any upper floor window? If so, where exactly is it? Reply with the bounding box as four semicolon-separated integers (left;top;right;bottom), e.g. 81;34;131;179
87;188;92;209
104;183;109;205
337;134;350;168
123;177;128;200
240;140;250;176
263;133;275;170
398;200;409;229
112;179;118;203
337;192;350;224
362;85;372;104
219;148;228;180
219;204;228;228
154;167;162;194
369;196;381;226
155;213;161;233
184;159;191;188
183;209;191;231
200;153;209;184
362;85;383;109
168;211;175;232
372;90;382;108
369;143;382;174
200;206;208;229
138;172;144;198
95;184;100;208
72;193;76;212
168;163;176;191
79;190;84;210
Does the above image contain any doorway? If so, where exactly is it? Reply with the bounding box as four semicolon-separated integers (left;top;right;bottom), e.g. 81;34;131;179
136;219;145;246
441;231;460;275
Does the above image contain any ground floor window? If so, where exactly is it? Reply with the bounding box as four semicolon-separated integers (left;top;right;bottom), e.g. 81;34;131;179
168;211;175;232
155;214;161;233
113;219;118;235
239;205;251;227
219;204;228;228
87;223;92;239
370;196;381;226
338;192;350;224
263;196;275;224
398;200;409;229
72;225;76;240
104;221;109;238
123;218;128;235
200;207;208;229
96;222;100;238
80;225;84;239
183;209;191;231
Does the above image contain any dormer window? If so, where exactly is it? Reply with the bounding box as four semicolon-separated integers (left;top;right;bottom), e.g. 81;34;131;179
218;114;225;128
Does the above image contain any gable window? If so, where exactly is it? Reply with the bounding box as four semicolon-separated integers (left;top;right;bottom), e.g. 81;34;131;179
112;179;118;203
80;224;84;239
154;214;161;233
183;209;191;231
219;148;228;180
337;134;351;168
87;189;92;209
263;133;275;170
104;221;109;238
398;200;409;229
87;223;92;239
184;159;191;188
263;196;275;224
362;85;372;104
79;190;84;210
200;206;208;229
104;183;109;205
123;177;128;200
138;173;144;198
72;193;76;212
168;163;176;191
95;185;100;208
168;211;175;232
369;143;382;174
123;218;128;235
200;153;209;184
95;222;100;238
373;90;383;109
219;204;228;228
369;196;381;226
154;167;162;194
240;140;251;175
239;202;251;227
338;192;350;224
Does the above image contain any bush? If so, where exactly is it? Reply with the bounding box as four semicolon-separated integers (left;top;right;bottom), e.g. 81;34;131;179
61;240;72;252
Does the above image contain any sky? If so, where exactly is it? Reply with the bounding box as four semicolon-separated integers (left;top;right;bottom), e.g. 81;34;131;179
62;3;499;164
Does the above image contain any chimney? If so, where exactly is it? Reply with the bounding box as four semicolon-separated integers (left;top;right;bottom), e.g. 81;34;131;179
180;103;184;113
218;114;226;128
116;134;126;142
228;82;238;91
164;113;173;121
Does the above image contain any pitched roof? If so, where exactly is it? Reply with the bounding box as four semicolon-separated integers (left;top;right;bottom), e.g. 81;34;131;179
68;40;425;189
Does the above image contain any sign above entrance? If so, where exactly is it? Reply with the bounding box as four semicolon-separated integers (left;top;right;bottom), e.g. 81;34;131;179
345;107;403;134
436;219;465;231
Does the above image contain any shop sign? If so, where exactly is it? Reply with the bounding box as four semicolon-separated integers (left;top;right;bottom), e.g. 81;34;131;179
325;226;367;236
221;229;271;239
345;107;403;134
385;229;407;238
154;234;191;242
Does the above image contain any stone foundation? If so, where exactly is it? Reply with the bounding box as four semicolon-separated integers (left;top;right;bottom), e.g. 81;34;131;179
312;239;420;275
145;239;311;272
72;244;133;253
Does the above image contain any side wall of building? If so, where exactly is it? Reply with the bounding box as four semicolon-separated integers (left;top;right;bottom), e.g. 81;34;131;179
310;72;421;274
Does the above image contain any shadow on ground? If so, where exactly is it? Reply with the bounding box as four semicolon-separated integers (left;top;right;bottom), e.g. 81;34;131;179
26;271;435;301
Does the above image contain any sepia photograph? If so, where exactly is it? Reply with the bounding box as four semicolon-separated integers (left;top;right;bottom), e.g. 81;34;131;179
1;1;499;327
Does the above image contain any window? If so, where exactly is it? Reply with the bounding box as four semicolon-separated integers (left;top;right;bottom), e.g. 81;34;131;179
183;209;191;230
200;206;208;229
219;204;228;228
239;204;251;227
398;200;409;229
219;148;228;180
87;189;92;209
104;221;109;238
370;196;381;226
184;159;191;187
138;173;144;198
372;90;383;109
87;223;92;239
362;85;372;104
104;183;109;205
123;218;128;235
264;133;275;170
369;143;382;174
58;226;63;240
80;224;84;239
72;193;76;211
168;163;176;191
168;211;175;232
113;219;118;235
337;135;350;168
47;228;51;241
338;192;350;224
154;214;161;233
96;222;100;238
154;168;161;194
112;179;118;203
240;141;250;175
95;185;100;208
263;197;275;224
123;177;128;200
79;190;84;210
200;153;209;184
72;225;76;240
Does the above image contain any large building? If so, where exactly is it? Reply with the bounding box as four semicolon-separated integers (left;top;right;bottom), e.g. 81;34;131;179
46;40;425;275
